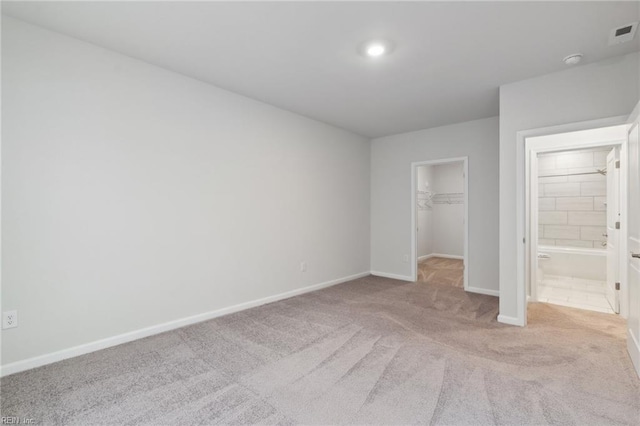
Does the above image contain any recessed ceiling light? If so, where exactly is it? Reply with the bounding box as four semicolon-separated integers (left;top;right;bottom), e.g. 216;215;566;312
360;40;393;58
367;43;386;57
563;53;583;66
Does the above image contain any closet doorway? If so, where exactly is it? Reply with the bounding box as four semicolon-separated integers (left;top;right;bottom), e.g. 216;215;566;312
410;157;468;290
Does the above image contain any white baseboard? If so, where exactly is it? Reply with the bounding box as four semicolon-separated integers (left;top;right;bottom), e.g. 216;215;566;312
417;253;464;261
431;253;464;260
497;314;524;327
627;328;640;378
370;271;414;282
466;286;499;297
0;271;370;377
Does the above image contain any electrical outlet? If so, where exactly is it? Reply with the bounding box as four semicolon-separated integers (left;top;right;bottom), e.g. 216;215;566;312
300;261;307;272
403;254;409;263
3;310;18;329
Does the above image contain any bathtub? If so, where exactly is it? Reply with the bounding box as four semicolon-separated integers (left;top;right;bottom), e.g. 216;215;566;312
537;246;606;281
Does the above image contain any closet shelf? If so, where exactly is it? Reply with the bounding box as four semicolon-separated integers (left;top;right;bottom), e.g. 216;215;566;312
432;192;463;205
417;190;435;210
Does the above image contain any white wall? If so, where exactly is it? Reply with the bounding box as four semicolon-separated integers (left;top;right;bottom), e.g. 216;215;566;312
499;52;640;323
371;116;499;294
416;165;433;258
431;163;464;257
1;17;370;367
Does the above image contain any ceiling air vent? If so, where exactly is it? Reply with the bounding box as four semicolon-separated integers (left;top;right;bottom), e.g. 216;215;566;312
609;22;638;46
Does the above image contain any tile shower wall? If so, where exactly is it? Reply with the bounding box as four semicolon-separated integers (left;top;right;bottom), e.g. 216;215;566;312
538;148;610;248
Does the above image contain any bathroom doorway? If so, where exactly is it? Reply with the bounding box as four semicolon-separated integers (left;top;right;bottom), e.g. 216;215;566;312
525;125;629;316
411;157;469;291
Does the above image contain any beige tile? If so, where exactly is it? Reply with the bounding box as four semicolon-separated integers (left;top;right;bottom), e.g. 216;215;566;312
541;167;569;175
544;286;573;300
555;197;593;211
567;172;606;183
543;225;580;239
538;239;556;246
580;226;607;241
539;211;567;225
543;182;581;197
540;278;571;289
582;300;613;311
555;239;593;248
581;181;606;196
538;197;556;211
567;289;590;301
555;152;593;168
565;165;605;173
537;156;555;170
568;211;606;226
539;176;568;184
593;197;606;211
593;150;609;166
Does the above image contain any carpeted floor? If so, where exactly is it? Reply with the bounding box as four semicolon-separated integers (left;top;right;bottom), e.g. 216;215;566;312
1;274;638;425
417;257;464;287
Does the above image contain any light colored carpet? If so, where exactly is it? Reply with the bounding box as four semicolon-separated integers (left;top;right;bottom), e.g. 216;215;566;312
1;274;638;425
418;257;464;287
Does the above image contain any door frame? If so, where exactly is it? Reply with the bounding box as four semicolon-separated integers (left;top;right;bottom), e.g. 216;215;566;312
513;115;629;326
410;157;469;292
519;120;629;326
625;104;640;377
605;147;621;314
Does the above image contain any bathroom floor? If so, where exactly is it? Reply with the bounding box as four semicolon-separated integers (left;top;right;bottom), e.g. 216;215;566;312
536;274;614;314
